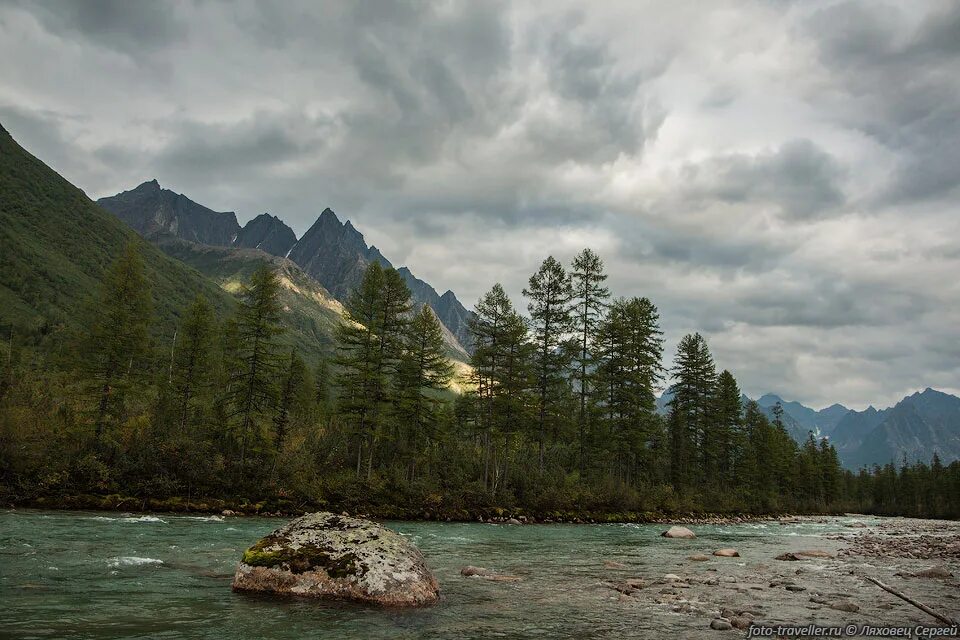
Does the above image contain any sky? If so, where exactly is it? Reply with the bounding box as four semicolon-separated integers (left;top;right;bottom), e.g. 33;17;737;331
1;0;958;410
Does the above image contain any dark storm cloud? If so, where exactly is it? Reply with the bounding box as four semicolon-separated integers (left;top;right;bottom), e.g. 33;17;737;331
804;0;960;205
1;0;958;408
678;140;846;220
9;0;185;55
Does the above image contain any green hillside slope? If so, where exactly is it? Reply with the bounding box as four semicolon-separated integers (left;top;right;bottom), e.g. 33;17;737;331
156;239;344;362
0;123;234;339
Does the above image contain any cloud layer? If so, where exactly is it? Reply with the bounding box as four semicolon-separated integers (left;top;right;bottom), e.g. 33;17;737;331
2;0;958;409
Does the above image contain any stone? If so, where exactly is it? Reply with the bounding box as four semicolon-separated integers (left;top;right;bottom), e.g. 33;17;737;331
845;522;867;528
663;573;683;581
785;585;806;592
231;512;439;607
505;518;522;525
713;548;740;557
911;565;953;579
776;553;801;561
689;554;711;561
710;619;733;630
604;560;627;569
796;550;833;558
830;601;860;613
221;509;236;517
661;526;696;539
730;616;752;630
461;566;521;582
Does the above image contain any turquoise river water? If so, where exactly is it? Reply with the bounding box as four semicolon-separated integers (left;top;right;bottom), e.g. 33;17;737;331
1;509;869;639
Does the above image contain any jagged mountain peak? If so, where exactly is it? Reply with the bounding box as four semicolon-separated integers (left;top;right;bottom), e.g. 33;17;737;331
234;212;297;257
98;181;240;246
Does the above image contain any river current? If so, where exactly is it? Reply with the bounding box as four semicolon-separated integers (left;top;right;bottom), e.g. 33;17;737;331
1;509;878;639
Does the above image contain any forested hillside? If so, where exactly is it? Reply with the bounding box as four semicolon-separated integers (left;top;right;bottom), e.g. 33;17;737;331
0;123;234;340
2;124;957;521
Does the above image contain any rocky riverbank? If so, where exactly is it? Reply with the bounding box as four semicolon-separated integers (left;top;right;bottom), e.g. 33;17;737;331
11;492;836;525
597;516;960;632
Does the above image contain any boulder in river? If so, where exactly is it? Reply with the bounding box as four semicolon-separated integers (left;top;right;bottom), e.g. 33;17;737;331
231;512;439;607
661;526;696;539
713;548;740;557
907;565;953;579
710;618;733;630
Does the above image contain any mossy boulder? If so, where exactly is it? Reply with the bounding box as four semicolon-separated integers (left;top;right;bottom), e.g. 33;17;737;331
231;512;439;607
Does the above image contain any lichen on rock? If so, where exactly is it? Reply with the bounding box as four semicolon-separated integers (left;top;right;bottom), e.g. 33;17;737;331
231;512;439;607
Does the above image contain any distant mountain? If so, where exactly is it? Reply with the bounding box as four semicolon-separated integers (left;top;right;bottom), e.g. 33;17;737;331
749;394;809;442
833;389;960;469
654;386;960;468
98;180;240;246
0;123;234;336
99;185;474;357
397;267;473;355
286;208;389;301
278;208;473;353
233;213;297;257
757;393;849;437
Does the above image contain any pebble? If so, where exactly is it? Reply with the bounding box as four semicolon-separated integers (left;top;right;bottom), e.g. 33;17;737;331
710;619;733;630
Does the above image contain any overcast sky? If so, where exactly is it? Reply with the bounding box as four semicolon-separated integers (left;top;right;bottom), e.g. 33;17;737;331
1;0;958;409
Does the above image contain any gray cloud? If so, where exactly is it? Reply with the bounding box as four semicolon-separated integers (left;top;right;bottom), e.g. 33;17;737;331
0;0;958;409
678;139;846;220
10;0;185;55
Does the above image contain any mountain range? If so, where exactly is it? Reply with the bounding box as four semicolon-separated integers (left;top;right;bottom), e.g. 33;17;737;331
98;181;473;357
657;387;960;469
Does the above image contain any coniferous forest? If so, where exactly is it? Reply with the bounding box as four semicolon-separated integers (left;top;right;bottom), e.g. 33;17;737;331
1;244;958;521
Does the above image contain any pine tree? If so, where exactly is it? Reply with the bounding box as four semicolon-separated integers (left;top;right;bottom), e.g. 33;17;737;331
85;244;152;442
667;333;716;490
395;305;454;481
274;348;308;452
570;248;610;476
707;370;742;486
593;297;663;482
225;263;284;468
468;284;517;489
523;256;574;468
172;295;215;432
335;262;411;478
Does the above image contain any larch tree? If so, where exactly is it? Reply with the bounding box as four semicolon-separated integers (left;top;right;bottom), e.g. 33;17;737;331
570;248;609;477
523;256;574;469
86;243;152;443
667;332;716;490
394;305;454;482
226;263;284;468
172;295;215;433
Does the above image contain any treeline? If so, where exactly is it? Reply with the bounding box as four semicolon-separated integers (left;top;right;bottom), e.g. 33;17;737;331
1;244;957;519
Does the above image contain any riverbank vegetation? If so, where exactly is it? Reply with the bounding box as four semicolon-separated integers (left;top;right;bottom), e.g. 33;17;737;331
1;246;957;520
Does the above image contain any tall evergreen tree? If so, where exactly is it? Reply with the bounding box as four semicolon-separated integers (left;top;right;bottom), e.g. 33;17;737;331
706;370;742;486
667;333;716;489
172;295;215;432
335;262;411;478
395;305;454;481
274;348;308;452
593;297;663;481
523;256;574;468
85;244;152;442
570;248;610;476
225;263;284;467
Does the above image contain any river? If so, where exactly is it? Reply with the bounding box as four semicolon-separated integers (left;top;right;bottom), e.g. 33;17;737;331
2;509;957;638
